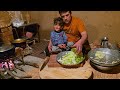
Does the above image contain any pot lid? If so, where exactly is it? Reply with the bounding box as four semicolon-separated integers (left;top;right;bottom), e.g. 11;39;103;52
88;48;120;66
0;44;14;52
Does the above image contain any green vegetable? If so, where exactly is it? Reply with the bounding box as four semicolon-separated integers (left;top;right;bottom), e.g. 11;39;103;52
95;51;105;59
58;51;85;65
71;48;77;53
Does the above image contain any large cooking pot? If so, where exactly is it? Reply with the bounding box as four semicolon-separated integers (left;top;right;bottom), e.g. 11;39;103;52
12;38;27;49
88;48;120;71
0;43;15;60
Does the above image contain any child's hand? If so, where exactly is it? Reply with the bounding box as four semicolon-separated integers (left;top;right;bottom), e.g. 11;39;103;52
58;44;66;49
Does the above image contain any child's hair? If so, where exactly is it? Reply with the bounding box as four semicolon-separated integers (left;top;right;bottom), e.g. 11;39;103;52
54;17;64;27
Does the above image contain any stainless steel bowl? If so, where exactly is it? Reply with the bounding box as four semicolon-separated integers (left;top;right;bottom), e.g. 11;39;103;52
56;51;85;68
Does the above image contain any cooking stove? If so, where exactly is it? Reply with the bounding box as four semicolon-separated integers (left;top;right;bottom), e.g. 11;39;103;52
0;46;35;79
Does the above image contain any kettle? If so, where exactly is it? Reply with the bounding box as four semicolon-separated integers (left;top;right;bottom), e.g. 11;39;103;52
101;37;109;48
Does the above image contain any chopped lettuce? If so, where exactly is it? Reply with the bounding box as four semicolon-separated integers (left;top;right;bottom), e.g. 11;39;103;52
95;51;105;59
58;51;85;65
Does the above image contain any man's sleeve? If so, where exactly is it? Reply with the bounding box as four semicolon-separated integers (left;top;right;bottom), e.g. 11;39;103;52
77;19;86;33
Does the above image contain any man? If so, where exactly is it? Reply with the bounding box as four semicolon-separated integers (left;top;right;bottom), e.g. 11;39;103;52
45;11;90;57
58;11;88;54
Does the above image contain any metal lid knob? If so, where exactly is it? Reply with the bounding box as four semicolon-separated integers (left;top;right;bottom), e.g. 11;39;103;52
102;37;109;41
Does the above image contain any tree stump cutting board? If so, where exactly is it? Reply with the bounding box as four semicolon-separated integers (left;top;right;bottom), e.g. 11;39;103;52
39;61;93;79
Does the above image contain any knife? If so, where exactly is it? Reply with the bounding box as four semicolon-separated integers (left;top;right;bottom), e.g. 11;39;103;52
40;56;50;71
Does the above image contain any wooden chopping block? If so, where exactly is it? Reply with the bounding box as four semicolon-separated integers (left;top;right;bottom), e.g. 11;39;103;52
39;61;93;79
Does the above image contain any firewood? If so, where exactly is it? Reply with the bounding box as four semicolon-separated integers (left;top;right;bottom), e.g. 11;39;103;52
4;67;32;79
14;64;25;72
16;62;39;68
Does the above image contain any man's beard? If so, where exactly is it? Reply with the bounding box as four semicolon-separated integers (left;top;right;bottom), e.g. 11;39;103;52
64;20;69;24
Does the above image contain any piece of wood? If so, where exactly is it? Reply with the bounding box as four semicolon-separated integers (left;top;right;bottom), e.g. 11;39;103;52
47;54;61;67
12;56;45;79
4;67;32;79
39;61;93;79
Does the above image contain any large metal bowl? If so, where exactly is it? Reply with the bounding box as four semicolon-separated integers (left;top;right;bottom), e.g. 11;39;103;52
88;48;120;71
56;51;85;68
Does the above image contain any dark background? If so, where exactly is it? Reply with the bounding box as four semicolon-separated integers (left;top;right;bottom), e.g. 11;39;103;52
1;0;120;11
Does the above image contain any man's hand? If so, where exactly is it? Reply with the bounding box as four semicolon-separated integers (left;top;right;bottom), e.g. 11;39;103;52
71;40;83;54
58;44;66;49
71;31;87;54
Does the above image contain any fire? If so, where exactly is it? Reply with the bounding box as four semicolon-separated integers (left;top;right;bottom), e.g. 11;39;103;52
0;60;15;70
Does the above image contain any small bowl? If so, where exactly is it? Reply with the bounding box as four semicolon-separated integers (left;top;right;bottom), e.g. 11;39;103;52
56;51;85;68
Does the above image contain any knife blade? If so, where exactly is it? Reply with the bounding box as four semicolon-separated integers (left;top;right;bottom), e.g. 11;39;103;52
40;57;50;71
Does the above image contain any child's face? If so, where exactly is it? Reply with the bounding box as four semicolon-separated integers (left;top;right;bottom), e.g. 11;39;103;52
54;24;63;31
